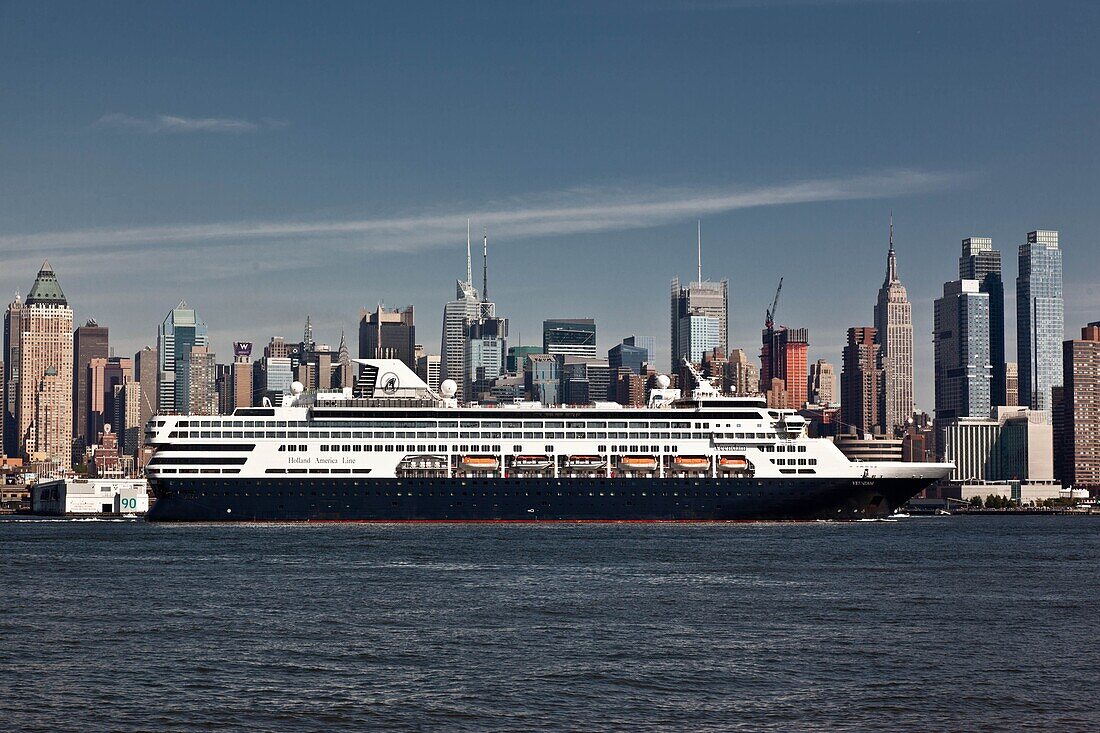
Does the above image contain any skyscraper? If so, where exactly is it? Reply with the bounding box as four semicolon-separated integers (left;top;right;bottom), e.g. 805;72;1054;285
465;316;508;400
17;262;74;471
133;346;157;457
543;319;597;359
88;356;132;441
760;327;809;409
441;222;492;403
180;345;217;416
1017;230;1064;412
359;305;416;368
677;314;720;365
3;293;23;457
415;353;441;392
670;224;728;370
228;342;254;411
726;348;760;396
608;337;649;376
1005;362;1019;407
960;236;1006;406
808;359;837;406
841;327;882;437
874;220;914;434
934;280;991;422
72;319;109;453
157;301;208;414
1060;323;1100;491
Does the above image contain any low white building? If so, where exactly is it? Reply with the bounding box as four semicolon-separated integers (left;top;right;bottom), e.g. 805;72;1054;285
32;478;149;516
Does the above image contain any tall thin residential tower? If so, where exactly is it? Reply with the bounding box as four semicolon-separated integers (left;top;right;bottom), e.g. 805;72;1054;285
1016;230;1064;413
873;217;914;434
959;237;1006;406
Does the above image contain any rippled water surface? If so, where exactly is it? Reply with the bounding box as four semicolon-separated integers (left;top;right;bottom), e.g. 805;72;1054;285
1;517;1097;731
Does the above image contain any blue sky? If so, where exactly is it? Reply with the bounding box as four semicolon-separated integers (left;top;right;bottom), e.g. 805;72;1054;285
2;0;1098;410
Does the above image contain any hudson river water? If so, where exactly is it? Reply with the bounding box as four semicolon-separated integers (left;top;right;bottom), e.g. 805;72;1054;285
1;517;1097;732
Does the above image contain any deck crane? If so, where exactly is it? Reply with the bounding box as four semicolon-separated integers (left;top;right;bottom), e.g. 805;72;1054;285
765;277;784;331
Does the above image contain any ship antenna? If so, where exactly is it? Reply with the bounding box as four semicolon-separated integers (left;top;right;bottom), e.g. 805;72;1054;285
697;220;702;284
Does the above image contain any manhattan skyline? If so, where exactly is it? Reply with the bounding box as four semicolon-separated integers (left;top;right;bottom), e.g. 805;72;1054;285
2;1;1099;413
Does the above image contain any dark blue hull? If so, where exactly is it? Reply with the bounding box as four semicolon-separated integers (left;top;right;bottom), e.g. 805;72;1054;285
146;476;929;521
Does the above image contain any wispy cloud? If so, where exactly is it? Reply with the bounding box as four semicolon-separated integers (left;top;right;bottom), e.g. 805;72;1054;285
0;168;962;258
94;113;285;134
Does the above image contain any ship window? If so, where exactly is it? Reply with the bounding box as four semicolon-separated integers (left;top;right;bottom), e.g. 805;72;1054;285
278;445;285;452
320;445;329;452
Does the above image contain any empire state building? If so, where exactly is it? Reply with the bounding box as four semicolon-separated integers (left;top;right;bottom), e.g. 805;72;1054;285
874;218;915;434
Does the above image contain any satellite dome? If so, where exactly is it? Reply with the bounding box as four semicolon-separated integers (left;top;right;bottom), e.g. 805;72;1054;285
656;374;671;389
440;379;458;397
290;381;305;395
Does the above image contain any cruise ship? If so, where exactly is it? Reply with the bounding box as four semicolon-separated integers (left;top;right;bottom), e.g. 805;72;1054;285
145;359;952;522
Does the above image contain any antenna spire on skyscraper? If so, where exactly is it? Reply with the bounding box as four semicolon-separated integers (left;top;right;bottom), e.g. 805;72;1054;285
482;231;488;300
697;220;703;284
466;218;473;286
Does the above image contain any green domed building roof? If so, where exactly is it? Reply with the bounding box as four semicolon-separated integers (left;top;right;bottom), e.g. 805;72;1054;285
25;260;68;306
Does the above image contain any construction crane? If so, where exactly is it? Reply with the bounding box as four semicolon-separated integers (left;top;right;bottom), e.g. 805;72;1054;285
765;277;784;331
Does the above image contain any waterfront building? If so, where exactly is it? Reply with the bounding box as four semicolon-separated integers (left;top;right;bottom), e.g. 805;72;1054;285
874;222;914;434
32;476;148;515
3;293;24;458
1016;230;1064;412
760;327;809;409
156;301;208;414
1060;323;1100;490
524;353;560;405
17;262;74;472
416;353;441;393
807;359;837;406
960;237;1007;406
841;327;883;437
934;280;991;422
1005;362;1019;407
543;318;597;359
670;226;728;371
506;345;542;375
939;408;1055;486
359;305;416;369
726;348;760;397
72;319;109;454
608;337;648;376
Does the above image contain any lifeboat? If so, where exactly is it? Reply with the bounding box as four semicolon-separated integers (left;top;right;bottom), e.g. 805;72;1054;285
719;456;748;469
619;456;658;471
565;455;606;469
512;455;553;470
672;456;710;470
460;455;500;471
